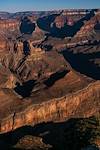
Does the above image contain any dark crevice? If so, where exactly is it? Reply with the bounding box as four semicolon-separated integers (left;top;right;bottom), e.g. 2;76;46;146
37;13;60;32
20;16;35;34
23;41;30;55
94;23;100;32
44;44;53;51
14;80;36;98
15;56;27;73
61;49;100;80
44;70;69;87
12;112;16;131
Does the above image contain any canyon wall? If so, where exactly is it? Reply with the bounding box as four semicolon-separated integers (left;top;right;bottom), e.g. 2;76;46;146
75;13;100;37
0;18;20;51
0;81;99;134
0;19;20;32
0;9;100;135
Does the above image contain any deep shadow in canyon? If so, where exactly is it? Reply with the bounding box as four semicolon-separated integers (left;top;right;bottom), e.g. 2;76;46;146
14;80;36;98
61;49;100;80
37;10;95;38
51;9;95;38
94;23;100;33
0;116;99;150
37;13;59;32
44;70;69;87
23;41;30;55
14;70;69;97
20;16;35;34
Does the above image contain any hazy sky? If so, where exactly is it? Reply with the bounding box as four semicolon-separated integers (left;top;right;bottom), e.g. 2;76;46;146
0;0;100;12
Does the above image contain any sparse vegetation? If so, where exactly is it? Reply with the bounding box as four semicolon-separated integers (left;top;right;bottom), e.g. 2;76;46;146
64;116;100;150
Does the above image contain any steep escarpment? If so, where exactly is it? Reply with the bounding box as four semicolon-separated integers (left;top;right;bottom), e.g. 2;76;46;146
1;116;99;150
0;19;20;31
75;12;100;38
0;9;99;142
0;80;99;134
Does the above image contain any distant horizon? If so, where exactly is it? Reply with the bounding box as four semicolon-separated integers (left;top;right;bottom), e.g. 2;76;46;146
0;8;99;14
0;0;100;13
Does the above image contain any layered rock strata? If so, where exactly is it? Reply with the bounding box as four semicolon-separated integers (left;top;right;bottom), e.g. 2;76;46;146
0;9;99;136
0;81;99;134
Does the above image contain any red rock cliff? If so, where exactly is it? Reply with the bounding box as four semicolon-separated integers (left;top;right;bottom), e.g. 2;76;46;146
0;81;99;134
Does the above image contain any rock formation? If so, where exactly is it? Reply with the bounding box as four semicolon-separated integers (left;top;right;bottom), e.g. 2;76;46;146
0;18;20;32
0;80;100;133
0;9;100;150
75;13;100;38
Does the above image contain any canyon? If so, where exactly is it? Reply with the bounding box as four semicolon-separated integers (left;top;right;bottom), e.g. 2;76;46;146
0;9;100;150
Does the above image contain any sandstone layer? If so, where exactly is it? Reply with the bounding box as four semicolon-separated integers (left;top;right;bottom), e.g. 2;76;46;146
0;80;100;134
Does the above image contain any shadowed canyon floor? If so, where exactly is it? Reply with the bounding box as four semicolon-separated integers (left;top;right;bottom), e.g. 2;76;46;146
0;116;100;150
0;9;100;150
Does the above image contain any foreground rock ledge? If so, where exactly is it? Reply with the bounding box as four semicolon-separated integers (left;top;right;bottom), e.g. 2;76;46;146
0;81;100;134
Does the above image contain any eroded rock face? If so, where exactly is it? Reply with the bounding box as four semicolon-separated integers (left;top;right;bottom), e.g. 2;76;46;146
54;15;67;28
0;80;100;133
0;65;17;89
14;135;52;150
0;19;20;31
53;16;73;28
0;38;9;52
0;9;100;135
75;13;100;37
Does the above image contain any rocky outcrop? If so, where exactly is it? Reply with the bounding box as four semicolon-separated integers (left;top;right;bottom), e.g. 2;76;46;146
75;13;100;37
0;37;67;83
15;135;52;150
54;15;67;28
0;18;20;32
28;40;45;61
